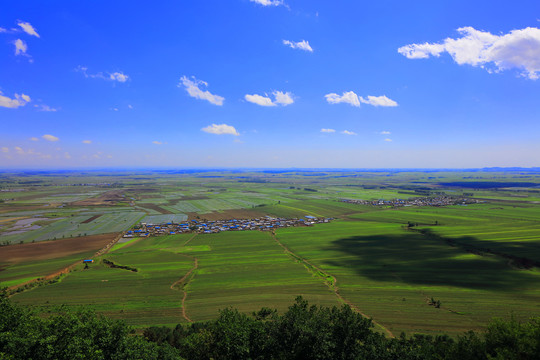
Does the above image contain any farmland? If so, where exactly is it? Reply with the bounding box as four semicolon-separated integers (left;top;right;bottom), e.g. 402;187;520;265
1;169;540;335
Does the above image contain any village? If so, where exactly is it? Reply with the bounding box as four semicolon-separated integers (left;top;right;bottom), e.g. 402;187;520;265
125;216;333;237
340;195;482;207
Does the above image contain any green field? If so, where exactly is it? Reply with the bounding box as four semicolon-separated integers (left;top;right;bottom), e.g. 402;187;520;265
182;231;338;321
3;169;540;335
12;234;195;327
276;221;540;336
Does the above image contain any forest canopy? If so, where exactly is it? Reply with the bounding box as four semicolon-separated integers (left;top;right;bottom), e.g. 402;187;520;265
1;292;539;360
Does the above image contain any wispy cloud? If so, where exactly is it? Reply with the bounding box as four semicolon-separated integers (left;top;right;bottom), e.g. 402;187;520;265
10;146;51;159
325;91;360;107
342;130;357;135
42;134;59;142
82;140;92;144
245;91;294;106
152;141;163;145
201;123;239;135
398;26;540;80
76;66;130;83
283;39;313;52
380;131;391;135
250;0;284;6
320;128;336;133
384;138;392;142
179;76;224;106
17;21;40;37
360;95;398;107
0;92;31;109
34;104;57;112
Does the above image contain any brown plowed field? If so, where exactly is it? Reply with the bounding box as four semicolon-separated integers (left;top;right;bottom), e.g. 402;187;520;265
81;214;102;223
0;233;118;264
138;203;173;214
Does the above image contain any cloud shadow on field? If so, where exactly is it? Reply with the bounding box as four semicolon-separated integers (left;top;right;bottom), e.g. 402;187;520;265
323;232;540;291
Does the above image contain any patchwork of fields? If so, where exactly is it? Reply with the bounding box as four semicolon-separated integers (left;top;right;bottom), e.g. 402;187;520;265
2;169;540;335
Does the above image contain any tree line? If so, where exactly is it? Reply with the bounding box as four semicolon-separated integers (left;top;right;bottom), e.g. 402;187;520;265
1;292;539;359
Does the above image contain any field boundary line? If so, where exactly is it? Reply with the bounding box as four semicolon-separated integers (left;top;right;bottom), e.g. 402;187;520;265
270;231;395;338
182;233;198;246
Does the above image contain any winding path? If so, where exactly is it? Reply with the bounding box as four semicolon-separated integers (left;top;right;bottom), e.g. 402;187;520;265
170;234;200;322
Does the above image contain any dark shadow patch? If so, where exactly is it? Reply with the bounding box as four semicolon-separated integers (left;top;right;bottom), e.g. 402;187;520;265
324;232;540;291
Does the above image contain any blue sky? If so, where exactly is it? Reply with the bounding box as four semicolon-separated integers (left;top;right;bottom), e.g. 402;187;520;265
1;0;539;169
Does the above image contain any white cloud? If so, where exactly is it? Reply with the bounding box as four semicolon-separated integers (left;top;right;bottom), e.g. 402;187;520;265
127;104;133;109
13;39;28;56
273;91;294;105
109;72;129;83
321;128;336;133
250;0;284;6
325;91;360;107
342;130;357;135
0;91;31;108
152;141;163;145
42;134;59;142
179;76;224;106
0;27;7;33
17;21;40;38
34;104;57;112
245;91;294;107
1;147;9;153
283;39;313;52
325;92;397;107
76;66;130;83
380;131;391;135
82;140;92;144
30;137;39;141
398;26;540;80
384;138;392;142
245;94;275;107
201;123;239;136
359;95;398;107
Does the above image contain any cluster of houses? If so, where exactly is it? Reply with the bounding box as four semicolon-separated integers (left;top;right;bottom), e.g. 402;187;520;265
124;216;333;237
340;195;481;207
